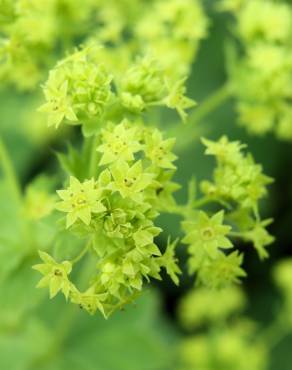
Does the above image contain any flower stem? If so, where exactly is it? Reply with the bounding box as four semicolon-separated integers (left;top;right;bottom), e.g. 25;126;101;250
170;83;233;151
70;239;91;265
89;135;99;178
187;83;232;126
192;196;212;208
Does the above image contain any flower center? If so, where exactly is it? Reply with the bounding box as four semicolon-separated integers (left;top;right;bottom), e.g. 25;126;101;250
201;227;214;240
72;193;87;208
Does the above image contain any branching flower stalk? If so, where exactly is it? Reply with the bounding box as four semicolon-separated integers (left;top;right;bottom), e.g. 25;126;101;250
0;0;275;319
32;42;274;317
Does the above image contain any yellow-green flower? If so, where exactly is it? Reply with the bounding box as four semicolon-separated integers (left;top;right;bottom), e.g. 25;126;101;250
182;211;233;259
70;286;107;317
243;220;274;259
145;129;177;169
33;251;72;299
97;120;141;165
165;78;196;121
38;79;77;128
121;56;165;105
202;136;245;164
111;160;153;199
199;251;246;288
56;176;106;228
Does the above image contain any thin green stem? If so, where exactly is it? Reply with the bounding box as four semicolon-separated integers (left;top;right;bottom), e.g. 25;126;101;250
192;196;212;208
70;239;91;265
167;204;190;218
0;137;22;204
89;135;99;178
228;231;245;238
170;83;233;151
186;83;232;126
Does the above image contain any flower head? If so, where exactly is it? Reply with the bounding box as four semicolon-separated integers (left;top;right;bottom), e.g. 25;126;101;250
39;46;113;129
97;120;141;165
33;251;72;299
144;129;177;169
56;176;106;228
198;251;246;288
111;160;153;199
38;79;77;128
70;286;107;317
243;220;274;259
182;211;233;259
202;136;245;164
121;56;165;106
165;78;196;121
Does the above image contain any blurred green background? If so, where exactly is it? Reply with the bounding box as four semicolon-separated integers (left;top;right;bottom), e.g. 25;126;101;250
1;1;292;369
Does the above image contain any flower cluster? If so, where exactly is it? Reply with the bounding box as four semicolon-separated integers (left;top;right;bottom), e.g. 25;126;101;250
31;0;208;317
178;285;246;329
178;321;267;370
135;0;209;78
0;0;208;91
0;0;99;89
182;137;273;288
201;136;272;212
34;119;181;317
32;130;274;314
31;2;275;317
39;47;113;129
177;282;267;370
182;211;245;288
221;0;292;140
39;46;196;134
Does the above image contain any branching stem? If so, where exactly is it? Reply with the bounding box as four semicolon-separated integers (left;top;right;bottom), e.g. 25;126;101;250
171;83;233;151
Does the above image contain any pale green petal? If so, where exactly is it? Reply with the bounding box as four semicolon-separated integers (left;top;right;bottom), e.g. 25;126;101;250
66;212;78;228
78;207;91;225
49;276;61;298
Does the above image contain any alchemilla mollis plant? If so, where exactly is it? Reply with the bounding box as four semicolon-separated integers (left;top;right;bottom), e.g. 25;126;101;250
1;0;292;369
1;0;273;313
31;7;272;316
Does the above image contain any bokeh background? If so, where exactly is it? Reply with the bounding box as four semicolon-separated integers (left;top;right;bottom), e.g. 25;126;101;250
0;1;292;369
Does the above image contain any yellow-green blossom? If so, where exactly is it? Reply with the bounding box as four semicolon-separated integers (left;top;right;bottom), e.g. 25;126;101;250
182;211;233;259
33;251;72;299
111;160;153;199
178;285;246;328
237;1;292;43
165;78;196;121
202;136;245;164
121;56;166;107
39;46;113;129
70;286;107;317
144;129;177;169
56;176;106;228
97;120;141;165
198;251;246;288
243;220;275;259
23;186;56;220
38;80;77;128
